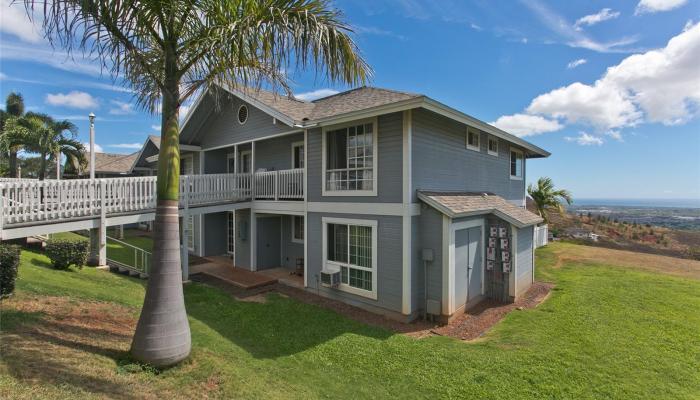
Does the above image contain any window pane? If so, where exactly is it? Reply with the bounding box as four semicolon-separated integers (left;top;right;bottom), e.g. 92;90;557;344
327;224;348;263
349;225;372;268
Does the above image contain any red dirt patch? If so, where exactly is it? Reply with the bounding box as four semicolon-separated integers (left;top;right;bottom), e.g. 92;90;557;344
428;282;554;341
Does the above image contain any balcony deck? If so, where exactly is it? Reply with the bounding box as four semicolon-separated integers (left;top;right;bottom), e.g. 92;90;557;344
0;169;303;239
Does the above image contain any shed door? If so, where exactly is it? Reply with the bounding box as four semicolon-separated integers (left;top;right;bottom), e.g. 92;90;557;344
467;226;483;302
454;229;470;307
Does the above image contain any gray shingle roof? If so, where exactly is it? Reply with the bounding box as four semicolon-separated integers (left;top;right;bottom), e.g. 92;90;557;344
418;191;543;227
230;86;421;123
90;152;138;174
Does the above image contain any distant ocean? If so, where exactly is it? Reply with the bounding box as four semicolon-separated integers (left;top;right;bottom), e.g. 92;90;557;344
572;198;700;209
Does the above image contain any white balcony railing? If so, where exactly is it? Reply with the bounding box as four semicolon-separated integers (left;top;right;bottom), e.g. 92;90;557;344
0;169;303;228
254;168;304;200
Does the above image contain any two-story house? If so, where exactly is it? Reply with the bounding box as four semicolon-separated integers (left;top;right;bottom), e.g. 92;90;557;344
152;84;549;323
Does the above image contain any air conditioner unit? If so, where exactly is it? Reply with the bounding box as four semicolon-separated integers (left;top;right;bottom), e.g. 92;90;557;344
320;268;341;288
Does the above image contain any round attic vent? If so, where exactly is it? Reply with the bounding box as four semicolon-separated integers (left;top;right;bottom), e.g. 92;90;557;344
237;105;248;124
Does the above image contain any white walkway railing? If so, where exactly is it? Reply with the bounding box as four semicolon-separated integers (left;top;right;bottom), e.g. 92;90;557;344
254;168;304;200
0;169;303;229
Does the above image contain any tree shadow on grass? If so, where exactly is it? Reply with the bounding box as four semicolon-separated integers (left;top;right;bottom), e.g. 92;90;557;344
183;281;394;360
1;310;142;399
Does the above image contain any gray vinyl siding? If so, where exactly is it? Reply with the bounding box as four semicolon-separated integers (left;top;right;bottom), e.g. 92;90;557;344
181;93;293;149
203;147;229;174
306;212;403;314
412;108;526;205
203;212;227;256
515;225;534;297
234;209;251;269
255;133;304;171
307;112;404;203
280;215;304;269
417;206;444;311
134;141;159;169
410;215;421;313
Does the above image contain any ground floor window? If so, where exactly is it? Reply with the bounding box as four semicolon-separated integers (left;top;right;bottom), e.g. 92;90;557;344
292;215;304;243
323;217;377;298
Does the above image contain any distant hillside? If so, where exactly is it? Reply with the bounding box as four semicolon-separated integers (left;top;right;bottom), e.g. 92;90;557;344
526;197;700;260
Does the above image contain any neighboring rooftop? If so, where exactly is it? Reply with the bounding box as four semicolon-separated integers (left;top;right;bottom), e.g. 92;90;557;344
87;152;139;175
418;191;544;227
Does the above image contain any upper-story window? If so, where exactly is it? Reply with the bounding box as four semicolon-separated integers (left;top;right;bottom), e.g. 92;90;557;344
488;136;499;156
292;141;304;169
466;128;480;151
510;148;523;180
323;120;377;196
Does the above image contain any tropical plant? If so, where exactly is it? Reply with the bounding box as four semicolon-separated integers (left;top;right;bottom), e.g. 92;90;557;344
527;177;573;223
15;114;85;180
0;92;27;178
24;0;371;366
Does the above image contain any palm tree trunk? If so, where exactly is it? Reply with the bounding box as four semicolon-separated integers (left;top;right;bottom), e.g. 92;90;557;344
9;149;18;178
38;153;47;181
130;68;191;367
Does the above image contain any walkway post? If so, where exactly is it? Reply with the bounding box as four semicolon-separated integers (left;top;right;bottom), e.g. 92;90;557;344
89;113;96;180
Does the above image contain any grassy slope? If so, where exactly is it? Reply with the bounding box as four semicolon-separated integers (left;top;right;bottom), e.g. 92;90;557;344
51;230;153;268
1;242;699;399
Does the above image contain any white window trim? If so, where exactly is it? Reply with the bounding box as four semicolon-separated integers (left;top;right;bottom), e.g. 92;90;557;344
291;141;304;169
321;117;378;197
291;215;304;244
321;216;378;300
487;135;499;157
237;104;248;125
466;127;481;152
510;147;524;180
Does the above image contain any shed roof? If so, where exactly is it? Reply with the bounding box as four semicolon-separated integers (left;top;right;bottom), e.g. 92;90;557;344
417;191;544;228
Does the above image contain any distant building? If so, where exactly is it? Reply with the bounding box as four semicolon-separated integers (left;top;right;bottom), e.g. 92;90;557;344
564;227;600;242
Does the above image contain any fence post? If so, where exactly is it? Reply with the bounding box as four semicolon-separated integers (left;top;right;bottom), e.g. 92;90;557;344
274;171;279;201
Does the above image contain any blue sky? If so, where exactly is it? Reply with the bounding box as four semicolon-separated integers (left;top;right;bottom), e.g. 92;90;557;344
1;0;699;200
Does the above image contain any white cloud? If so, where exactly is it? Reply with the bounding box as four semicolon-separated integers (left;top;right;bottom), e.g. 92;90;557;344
492;22;700;141
109;100;135;115
635;0;688;15
490;114;563;137
354;25;406;40
294;89;340;101
83;142;104;153
537;22;700;128
523;0;637;53
151;125;160;131
567;59;588;69
0;72;6;80
526;81;643;129
574;8;620;30
565;132;604;146
108;143;142;149
46;91;99;109
0;0;42;43
470;23;483;31
0;42;103;77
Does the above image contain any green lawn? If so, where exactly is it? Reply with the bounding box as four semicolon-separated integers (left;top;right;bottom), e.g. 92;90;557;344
50;229;153;270
1;242;699;399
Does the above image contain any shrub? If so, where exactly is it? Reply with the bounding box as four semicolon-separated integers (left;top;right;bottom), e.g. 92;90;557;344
45;240;89;270
0;244;21;298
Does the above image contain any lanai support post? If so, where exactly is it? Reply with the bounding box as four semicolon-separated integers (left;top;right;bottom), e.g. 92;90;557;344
88;180;107;266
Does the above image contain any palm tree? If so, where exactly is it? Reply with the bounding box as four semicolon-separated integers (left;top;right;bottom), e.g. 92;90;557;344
527;177;573;223
1;92;27;178
25;0;371;366
18;114;85;180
